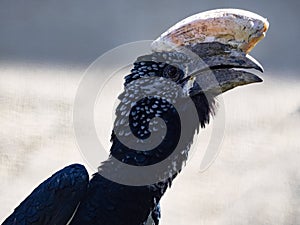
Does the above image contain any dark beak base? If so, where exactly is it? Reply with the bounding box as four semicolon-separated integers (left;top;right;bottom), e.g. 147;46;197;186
182;42;264;95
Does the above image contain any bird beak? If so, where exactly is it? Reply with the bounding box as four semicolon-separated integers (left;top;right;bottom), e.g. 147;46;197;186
151;8;269;95
180;42;264;95
182;61;263;95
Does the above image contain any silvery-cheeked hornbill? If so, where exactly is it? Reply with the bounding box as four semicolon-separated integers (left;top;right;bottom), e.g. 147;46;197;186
2;9;269;225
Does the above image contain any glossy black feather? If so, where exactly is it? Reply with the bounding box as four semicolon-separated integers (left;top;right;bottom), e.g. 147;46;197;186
2;164;89;225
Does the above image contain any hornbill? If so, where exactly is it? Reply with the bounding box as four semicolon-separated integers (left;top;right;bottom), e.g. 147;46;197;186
2;9;269;225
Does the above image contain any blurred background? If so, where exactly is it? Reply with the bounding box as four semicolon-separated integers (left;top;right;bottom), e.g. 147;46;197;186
0;1;300;224
0;0;299;71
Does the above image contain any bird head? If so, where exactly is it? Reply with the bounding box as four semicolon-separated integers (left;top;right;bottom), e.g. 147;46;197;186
111;8;268;174
120;9;268;131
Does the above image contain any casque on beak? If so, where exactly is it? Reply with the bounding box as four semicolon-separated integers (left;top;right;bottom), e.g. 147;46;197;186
151;8;269;96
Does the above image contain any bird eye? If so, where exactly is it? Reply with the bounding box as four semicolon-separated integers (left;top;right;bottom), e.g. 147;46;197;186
164;65;181;81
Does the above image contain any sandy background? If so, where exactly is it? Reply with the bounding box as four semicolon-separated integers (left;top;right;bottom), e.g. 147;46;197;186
0;64;299;224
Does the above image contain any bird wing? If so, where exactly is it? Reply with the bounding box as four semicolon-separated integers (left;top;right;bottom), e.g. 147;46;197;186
2;164;89;225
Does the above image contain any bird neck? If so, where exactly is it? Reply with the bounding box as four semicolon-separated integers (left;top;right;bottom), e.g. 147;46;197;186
100;97;213;186
98;58;216;193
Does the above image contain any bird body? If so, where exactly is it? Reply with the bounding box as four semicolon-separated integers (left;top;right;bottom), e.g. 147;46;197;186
2;9;268;225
